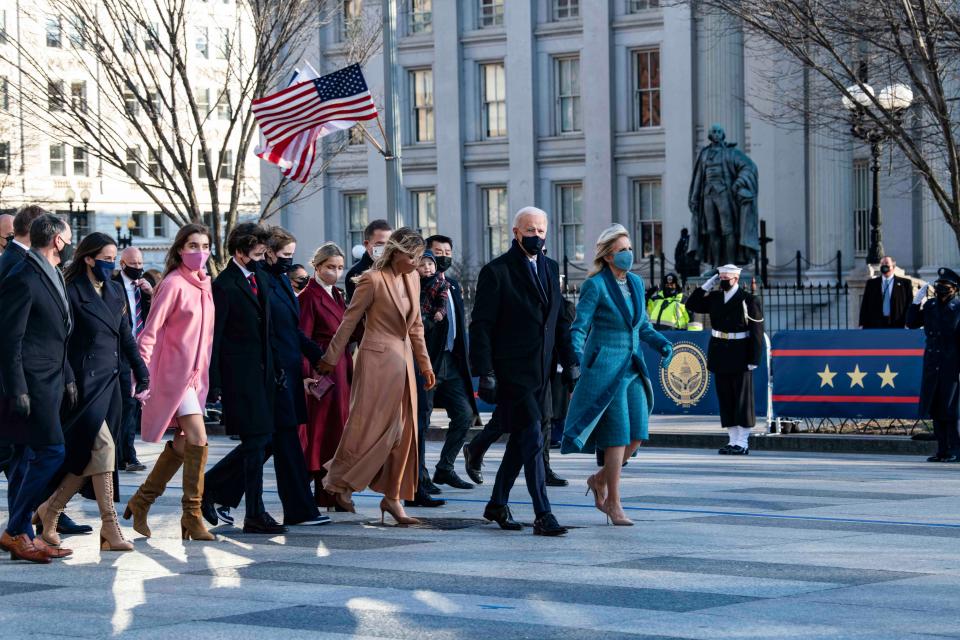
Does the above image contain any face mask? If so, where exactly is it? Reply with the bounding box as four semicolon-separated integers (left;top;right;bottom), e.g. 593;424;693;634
123;265;144;280
57;237;75;264
720;279;734;292
664;286;677;296
880;265;891;275
267;256;294;275
612;250;633;271
92;259;116;282
246;257;264;271
434;256;453;273
181;250;209;271
935;283;954;298
371;245;385;259
2;234;12;247
519;235;545;256
293;276;309;290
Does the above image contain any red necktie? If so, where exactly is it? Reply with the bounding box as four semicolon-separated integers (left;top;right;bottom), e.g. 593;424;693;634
247;274;259;297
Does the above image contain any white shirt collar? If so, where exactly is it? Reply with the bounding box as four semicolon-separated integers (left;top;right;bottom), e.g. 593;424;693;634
233;257;253;279
882;273;894;282
12;239;28;251
321;282;334;295
121;272;136;288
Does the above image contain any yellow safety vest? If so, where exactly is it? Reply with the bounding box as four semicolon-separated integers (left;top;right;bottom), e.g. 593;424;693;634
646;293;690;330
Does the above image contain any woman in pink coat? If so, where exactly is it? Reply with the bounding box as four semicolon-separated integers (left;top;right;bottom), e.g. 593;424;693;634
123;223;216;541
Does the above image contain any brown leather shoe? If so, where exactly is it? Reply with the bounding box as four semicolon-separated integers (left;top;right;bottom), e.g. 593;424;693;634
0;530;16;552
31;536;72;559
9;534;52;564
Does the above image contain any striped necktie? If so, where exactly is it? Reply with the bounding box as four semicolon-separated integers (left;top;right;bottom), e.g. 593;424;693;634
133;285;144;336
248;273;259;297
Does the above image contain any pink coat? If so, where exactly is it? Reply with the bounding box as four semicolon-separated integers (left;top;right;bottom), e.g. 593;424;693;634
137;265;215;442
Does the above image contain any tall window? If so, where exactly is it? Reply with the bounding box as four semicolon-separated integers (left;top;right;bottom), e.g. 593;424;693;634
348;125;365;146
217;28;231;59
73;146;88;176
345;192;369;248
197;149;208;178
632;178;662;258
71;81;87;113
853;160;870;257
628;0;659;11
49;143;66;176
342;0;362;40
197;88;210;116
216;93;232;120
126;147;141;178
410;69;434;143
481;62;506;138
557;182;584;262
196;27;208;58
147;90;161;118
131;212;146;237
67;14;84;48
408;0;432;34
478;0;504;28
1;77;8;111
0;10;7;43
412;190;437;238
145;23;159;51
46;17;62;48
124;87;138;116
48;81;65;112
555;56;581;134
483;186;509;259
148;149;160;178
552;0;579;20
122;26;136;53
153;212;165;237
632;49;661;129
219;149;234;180
0;142;9;174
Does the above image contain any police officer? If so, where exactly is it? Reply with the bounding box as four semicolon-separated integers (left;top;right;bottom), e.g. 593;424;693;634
685;264;764;454
906;267;960;462
647;273;690;331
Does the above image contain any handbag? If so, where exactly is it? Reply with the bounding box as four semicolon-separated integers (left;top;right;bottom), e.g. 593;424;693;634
306;375;335;401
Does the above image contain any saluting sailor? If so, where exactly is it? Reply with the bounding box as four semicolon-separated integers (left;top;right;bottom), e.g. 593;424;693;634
685;264;764;454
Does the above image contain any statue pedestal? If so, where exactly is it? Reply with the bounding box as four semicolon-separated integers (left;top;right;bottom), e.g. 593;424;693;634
845;264;924;329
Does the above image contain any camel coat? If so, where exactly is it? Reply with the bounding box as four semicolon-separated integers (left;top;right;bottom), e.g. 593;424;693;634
321;267;432;501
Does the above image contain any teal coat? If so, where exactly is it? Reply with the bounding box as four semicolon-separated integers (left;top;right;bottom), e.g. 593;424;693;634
561;268;671;454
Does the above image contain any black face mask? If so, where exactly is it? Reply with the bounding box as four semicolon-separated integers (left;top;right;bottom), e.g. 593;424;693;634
243;256;264;271
293;277;309;290
123;265;144;280
664;286;677;297
935;283;955;299
720;279;734;292
434;256;453;273
2;234;12;246
519;235;545;256
58;239;75;265
267;256;294;275
880;265;891;275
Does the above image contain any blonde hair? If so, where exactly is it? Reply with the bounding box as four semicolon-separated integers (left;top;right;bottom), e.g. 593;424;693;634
373;227;425;271
589;224;630;277
311;241;344;269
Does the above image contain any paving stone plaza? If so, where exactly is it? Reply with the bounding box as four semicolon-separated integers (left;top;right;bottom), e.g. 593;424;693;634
3;435;960;639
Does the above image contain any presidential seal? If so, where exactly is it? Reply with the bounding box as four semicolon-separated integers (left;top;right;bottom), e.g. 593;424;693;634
659;341;710;408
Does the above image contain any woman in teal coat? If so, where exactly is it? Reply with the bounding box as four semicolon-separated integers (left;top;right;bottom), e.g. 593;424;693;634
561;224;673;526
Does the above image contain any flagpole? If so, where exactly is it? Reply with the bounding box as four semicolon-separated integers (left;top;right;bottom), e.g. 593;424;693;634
357;123;389;157
381;0;403;228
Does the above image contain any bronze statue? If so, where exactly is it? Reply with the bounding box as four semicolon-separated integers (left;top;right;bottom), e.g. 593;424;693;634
687;124;759;267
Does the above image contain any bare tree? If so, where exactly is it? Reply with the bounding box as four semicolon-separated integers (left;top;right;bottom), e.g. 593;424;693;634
2;0;379;269
690;0;960;251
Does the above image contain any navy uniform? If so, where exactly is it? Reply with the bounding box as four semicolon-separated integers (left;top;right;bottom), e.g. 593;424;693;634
906;267;960;462
685;264;764;454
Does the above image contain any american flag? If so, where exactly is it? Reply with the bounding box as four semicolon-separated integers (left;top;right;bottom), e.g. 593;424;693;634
254;65;323;183
253;63;377;151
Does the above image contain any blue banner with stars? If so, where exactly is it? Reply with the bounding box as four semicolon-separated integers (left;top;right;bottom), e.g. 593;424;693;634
771;330;924;419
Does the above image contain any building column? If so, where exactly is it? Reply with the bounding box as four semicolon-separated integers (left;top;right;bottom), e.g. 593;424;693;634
806;125;853;282
505;0;537;214
433;0;464;249
919;183;960;280
695;6;744;147
581;1;613;258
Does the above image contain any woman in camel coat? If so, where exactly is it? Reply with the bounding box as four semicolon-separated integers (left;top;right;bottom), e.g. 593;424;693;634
315;228;435;525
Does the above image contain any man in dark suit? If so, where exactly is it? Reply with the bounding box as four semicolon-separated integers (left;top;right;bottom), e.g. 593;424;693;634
344;219;392;302
0;213;13;254
469;207;579;536
860;255;913;328
204;223;286;534
113;247;153;472
685;264;765;454
0;214;77;562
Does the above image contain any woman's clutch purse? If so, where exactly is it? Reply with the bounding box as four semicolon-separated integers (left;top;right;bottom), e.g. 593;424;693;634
307;375;335;401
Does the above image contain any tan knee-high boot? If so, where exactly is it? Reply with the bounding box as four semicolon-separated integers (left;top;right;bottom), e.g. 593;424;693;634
180;444;214;541
92;472;134;551
123;441;184;538
35;473;86;547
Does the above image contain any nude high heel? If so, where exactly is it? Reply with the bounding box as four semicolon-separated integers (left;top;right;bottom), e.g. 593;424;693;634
379;499;420;526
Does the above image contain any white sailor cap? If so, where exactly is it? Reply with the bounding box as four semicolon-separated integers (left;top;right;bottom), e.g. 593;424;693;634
718;264;742;276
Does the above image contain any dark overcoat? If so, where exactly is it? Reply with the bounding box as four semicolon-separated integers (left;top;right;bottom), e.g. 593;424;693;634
265;270;325;431
0;241;27;282
860;275;913;329
469;241;576;431
112;272;152;383
421;274;478;417
61;276;148;474
0;256;75;447
906;297;960;420
210;261;276;437
685;286;764;374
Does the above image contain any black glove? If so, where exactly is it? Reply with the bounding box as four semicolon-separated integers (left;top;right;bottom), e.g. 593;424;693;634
276;369;288;390
209;388;222;403
12;394;30;418
477;373;498;405
135;379;149;395
562;364;581;387
64;382;78;411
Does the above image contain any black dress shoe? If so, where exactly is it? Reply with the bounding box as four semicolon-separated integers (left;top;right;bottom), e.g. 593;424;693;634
718;444;734;455
124;461;147;472
421;476;443;495
243;513;288;534
286;514;332;526
405;489;446;508
463;445;483;485
201;496;219;527
727;445;749;455
483;503;522;531
533;512;568;536
433;469;474;490
57;512;93;535
545;470;569;487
